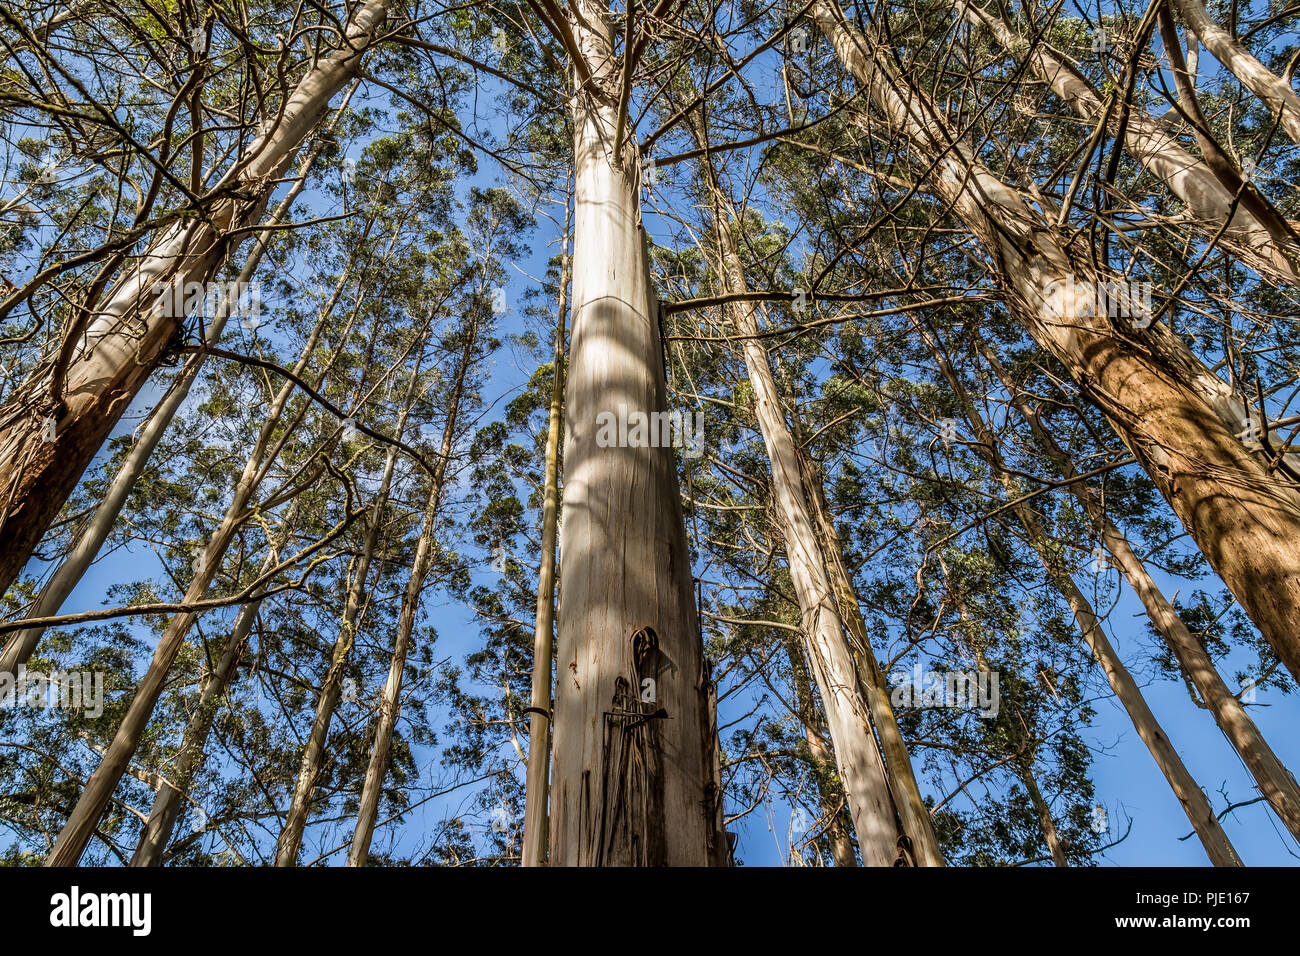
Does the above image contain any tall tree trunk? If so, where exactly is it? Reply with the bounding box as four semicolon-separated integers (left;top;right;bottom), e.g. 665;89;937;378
689;120;901;866
784;637;858;867
795;442;946;866
43;253;386;865
978;341;1300;841
0;0;388;598
1020;757;1069;867
1029;522;1243;865
548;0;726;866
951;0;1300;282
347;312;484;866
812;0;1300;686
275;358;427;866
916;321;1243;866
521;190;571;868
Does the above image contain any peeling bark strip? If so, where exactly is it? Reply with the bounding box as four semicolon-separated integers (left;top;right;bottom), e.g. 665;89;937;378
812;0;1300;685
548;0;726;866
0;0;390;598
589;629;669;865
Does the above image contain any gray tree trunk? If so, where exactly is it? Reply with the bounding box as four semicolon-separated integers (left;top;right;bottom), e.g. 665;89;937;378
548;0;727;866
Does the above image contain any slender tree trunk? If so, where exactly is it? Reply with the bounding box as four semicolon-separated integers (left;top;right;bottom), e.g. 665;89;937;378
796;443;945;866
813;0;1300;686
978;342;1300;841
275;491;388;865
1170;0;1300;145
1020;758;1069;867
1034;529;1243;865
0;118;344;678
521;190;571;868
129;504;301;866
276;359;427;866
946;569;1070;866
784;638;858;867
548;0;726;866
692;140;899;865
951;0;1300;283
347;313;483;866
0;0;388;598
43;251;382;865
916;323;1243;866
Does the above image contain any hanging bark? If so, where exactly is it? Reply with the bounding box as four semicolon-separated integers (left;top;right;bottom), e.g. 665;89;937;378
812;0;1300;686
548;0;726;866
0;0;389;598
977;341;1300;841
916;320;1243;866
521;191;571;868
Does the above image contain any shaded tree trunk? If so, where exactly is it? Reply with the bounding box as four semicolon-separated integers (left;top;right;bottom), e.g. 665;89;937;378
690;118;900;866
796;442;946;866
784;637;859;867
916;321;1243;866
129;504;301;866
0;121;343;678
978;341;1300;841
548;0;726;866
